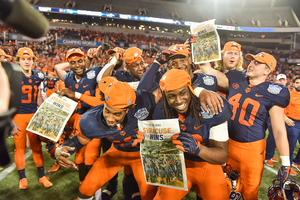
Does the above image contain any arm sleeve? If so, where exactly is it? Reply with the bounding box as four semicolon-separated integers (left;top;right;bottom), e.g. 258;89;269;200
137;61;161;91
79;88;104;107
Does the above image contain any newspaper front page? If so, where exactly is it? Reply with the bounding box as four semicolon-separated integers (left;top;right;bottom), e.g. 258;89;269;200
26;93;77;142
191;19;221;64
139;119;188;191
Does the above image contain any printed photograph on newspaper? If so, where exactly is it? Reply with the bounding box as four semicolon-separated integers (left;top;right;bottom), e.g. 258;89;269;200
26;93;77;142
191;19;221;64
139;119;188;191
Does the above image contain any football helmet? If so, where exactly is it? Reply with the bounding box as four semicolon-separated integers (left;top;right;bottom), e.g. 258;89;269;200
223;163;243;200
268;178;300;200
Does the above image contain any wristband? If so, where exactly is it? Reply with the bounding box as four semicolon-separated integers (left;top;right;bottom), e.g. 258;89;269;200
285;117;289;121
194;87;204;97
75;92;82;99
87;56;93;61
280;155;290;166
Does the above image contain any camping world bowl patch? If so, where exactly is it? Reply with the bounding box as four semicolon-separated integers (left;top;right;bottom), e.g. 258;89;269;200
267;85;282;95
87;70;96;79
203;76;214;86
134;108;149;120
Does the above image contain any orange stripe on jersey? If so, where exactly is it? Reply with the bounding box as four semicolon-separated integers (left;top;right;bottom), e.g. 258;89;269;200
285;90;300;120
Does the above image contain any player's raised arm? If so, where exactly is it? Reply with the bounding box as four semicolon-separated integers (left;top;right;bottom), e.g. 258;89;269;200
198;62;229;89
54;62;69;81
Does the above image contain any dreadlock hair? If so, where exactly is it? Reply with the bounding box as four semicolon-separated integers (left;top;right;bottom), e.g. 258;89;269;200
161;87;203;127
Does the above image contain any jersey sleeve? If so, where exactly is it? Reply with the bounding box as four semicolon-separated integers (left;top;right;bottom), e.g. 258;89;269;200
192;73;218;92
265;83;290;109
114;70;136;82
225;69;247;83
79;105;104;139
133;90;156;120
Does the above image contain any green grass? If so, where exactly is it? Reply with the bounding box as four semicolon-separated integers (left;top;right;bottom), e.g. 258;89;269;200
0;132;299;200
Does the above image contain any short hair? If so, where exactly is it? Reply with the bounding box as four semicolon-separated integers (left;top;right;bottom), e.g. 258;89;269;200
293;75;300;83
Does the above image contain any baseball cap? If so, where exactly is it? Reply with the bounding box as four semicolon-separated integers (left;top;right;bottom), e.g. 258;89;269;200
16;47;35;58
0;49;11;58
99;76;117;93
276;74;287;80
66;48;85;62
159;69;195;96
246;52;277;72
168;44;189;58
123;47;143;66
223;41;241;52
105;81;136;111
107;47;124;55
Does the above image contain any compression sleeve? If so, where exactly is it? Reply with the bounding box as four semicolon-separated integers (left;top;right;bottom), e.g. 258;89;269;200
61;136;85;155
79;88;104;107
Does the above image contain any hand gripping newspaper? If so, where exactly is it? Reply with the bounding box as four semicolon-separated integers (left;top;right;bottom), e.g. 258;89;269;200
191;19;221;64
138;119;188;191
26;93;77;142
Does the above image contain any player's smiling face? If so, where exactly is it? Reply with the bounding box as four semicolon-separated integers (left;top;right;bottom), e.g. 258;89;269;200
18;56;34;71
170;56;193;76
165;86;191;114
246;60;270;78
223;48;240;71
69;58;86;77
103;103;127;127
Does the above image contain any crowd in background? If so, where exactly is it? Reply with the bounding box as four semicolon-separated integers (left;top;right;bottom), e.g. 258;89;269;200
1;24;300;86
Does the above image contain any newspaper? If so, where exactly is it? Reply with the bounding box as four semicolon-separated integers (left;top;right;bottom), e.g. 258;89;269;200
191;19;221;64
26;93;77;142
139;119;188;191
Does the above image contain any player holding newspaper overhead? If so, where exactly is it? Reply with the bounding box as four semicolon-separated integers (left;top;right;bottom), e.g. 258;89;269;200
200;52;291;199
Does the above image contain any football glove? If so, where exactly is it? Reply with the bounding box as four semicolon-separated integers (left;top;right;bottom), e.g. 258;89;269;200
121;130;144;148
155;50;177;65
172;132;201;155
277;165;291;188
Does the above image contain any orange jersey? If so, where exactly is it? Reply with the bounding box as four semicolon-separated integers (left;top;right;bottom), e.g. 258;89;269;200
285;90;300;120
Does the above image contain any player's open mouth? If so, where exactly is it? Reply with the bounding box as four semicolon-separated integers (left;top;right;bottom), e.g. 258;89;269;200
107;122;116;126
175;103;186;111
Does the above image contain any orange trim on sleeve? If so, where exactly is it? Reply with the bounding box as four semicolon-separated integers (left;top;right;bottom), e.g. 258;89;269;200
79;88;104;107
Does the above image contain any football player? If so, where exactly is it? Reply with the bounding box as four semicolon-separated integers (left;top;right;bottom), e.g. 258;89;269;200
10;47;52;189
55;48;103;199
200;52;291;199
151;69;232;200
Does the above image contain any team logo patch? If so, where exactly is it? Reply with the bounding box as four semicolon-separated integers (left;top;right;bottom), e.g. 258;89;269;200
134;108;149;120
38;72;44;79
232;83;239;89
267;85;282;94
203;76;214;86
245;88;251;93
200;106;213;119
87;70;96;79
